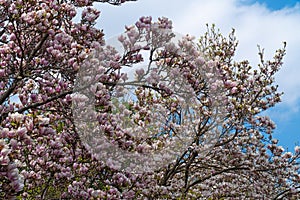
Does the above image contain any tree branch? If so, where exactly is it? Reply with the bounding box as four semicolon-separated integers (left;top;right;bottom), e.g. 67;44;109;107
0;75;21;105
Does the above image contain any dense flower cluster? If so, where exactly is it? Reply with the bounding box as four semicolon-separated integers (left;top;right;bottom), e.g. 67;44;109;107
0;0;299;199
0;138;24;197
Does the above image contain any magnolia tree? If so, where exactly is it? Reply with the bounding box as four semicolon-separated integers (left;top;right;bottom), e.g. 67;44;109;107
0;0;300;199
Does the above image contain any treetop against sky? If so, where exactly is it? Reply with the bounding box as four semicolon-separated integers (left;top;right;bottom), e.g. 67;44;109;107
95;0;300;151
1;0;300;199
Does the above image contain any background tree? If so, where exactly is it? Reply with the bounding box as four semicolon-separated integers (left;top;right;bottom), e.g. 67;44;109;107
0;0;299;199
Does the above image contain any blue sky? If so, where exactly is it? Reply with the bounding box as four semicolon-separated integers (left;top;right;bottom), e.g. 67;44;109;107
94;0;300;152
247;0;300;10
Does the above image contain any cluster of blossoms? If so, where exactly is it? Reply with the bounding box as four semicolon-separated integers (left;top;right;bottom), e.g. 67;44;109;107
0;139;24;197
0;0;300;199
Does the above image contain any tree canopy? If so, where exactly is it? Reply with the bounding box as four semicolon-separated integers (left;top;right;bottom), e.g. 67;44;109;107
0;0;299;199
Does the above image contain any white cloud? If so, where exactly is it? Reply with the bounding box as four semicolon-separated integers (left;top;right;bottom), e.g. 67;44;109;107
96;0;300;111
